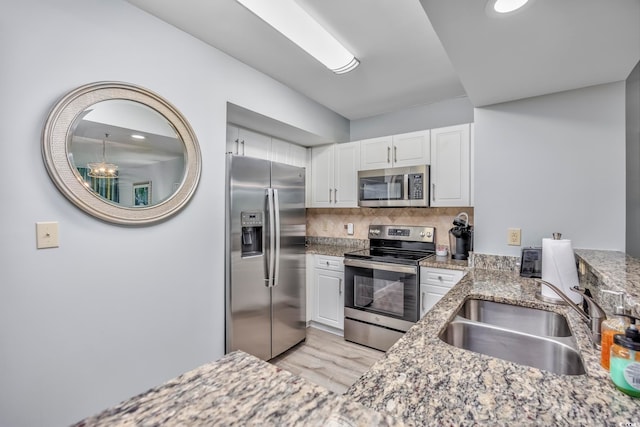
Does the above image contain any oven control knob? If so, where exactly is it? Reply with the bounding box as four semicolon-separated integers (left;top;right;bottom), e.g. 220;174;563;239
419;232;425;237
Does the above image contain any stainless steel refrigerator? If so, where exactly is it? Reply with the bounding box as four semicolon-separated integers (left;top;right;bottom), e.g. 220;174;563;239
225;154;306;361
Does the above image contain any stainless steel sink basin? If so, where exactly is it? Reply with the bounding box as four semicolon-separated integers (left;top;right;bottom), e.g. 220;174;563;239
439;299;586;375
455;299;572;337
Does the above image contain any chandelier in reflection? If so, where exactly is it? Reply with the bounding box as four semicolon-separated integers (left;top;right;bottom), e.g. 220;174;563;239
88;133;118;179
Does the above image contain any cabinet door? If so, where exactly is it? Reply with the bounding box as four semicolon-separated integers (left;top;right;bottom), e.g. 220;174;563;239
392;130;430;167
314;268;344;329
310;145;334;207
226;124;240;155
333;141;360;207
238;128;272;160
270;138;290;165
420;284;450;318
288;143;308;169
360;136;393;170
430;124;470;207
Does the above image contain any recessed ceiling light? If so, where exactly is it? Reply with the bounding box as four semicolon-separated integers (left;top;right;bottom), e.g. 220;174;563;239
491;0;529;14
131;134;145;140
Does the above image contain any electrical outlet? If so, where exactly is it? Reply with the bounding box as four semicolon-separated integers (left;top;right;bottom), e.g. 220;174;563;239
507;228;521;246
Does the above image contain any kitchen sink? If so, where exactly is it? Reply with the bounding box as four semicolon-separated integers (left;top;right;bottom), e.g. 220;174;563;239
439;299;586;375
455;299;572;337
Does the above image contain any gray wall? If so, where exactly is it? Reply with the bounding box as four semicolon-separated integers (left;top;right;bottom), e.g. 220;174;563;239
474;82;626;255
0;1;348;426
626;61;640;257
350;96;474;140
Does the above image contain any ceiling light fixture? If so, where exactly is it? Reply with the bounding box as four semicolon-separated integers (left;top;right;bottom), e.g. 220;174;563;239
491;0;530;14
88;133;118;179
131;134;145;140
236;0;359;74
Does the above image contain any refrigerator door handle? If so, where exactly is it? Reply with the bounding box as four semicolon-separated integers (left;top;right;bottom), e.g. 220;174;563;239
266;188;276;287
273;188;281;287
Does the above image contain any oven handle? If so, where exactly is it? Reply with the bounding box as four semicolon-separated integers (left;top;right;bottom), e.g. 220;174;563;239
344;258;417;274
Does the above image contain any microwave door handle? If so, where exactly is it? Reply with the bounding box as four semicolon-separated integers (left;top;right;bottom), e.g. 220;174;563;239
404;174;409;202
273;189;281;287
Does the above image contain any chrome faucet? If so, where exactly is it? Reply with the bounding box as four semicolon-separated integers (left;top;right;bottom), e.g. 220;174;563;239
537;279;607;348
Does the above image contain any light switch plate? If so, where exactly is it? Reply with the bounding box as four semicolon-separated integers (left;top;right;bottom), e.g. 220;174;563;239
36;222;59;249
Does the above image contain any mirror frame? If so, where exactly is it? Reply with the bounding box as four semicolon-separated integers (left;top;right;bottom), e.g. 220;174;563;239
42;81;202;225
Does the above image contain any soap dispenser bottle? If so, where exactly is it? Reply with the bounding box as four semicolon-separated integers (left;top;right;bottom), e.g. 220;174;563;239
600;293;628;370
610;314;640;398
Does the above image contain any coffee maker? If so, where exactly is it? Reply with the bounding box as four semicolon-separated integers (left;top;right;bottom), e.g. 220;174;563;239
449;212;473;260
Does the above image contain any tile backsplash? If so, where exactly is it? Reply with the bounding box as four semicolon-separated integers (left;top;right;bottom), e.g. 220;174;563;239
306;207;474;248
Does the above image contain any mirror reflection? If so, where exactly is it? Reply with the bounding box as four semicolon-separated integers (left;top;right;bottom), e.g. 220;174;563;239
68;100;186;207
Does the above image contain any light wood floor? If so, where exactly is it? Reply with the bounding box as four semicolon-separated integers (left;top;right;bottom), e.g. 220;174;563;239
270;327;385;394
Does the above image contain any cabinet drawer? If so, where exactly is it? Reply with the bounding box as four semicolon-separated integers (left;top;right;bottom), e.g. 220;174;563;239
315;255;344;272
420;267;464;287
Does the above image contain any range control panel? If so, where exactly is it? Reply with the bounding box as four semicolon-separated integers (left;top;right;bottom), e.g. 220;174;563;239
368;224;435;242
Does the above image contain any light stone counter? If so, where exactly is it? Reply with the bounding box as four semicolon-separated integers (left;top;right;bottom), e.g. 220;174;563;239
345;268;640;426
73;351;405;427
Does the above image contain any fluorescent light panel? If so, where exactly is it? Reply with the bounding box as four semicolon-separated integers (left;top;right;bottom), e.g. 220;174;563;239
236;0;359;74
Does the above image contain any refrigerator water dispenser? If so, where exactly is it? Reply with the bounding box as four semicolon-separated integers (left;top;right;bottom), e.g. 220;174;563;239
241;211;263;257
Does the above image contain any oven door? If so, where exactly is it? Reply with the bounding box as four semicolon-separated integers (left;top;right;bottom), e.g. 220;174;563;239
344;258;418;323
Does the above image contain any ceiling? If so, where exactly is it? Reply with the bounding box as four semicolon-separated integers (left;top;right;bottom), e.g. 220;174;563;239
125;0;640;120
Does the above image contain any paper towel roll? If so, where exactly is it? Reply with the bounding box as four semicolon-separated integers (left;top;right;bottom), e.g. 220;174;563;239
541;238;582;304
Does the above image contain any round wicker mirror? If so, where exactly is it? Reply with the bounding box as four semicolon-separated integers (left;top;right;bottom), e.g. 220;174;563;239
42;81;201;225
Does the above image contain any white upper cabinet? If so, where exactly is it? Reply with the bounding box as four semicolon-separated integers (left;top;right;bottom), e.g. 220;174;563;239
227;125;307;168
359;130;430;170
430;124;471;207
310;141;360;207
226;125;271;160
272;137;307;168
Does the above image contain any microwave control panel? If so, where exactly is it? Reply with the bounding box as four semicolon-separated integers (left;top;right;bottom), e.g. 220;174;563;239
408;173;424;199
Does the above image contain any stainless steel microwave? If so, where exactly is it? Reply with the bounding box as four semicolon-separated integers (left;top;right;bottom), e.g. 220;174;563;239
357;165;430;207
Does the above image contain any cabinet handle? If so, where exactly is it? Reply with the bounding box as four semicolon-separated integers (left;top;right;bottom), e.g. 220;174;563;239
329;188;333;203
334;188;338;204
234;139;239;155
326;261;330;266
421;291;425;312
394;146;397;163
339;278;342;295
387;146;391;163
432;183;436;201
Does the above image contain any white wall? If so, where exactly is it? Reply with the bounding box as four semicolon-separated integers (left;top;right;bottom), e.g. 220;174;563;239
0;1;348;426
350;96;474;140
626;61;640;257
474;82;626;255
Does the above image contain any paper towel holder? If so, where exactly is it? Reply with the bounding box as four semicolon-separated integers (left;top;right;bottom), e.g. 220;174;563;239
552;232;562;240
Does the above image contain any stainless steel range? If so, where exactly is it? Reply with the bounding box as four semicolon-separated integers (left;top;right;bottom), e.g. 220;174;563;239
343;224;435;351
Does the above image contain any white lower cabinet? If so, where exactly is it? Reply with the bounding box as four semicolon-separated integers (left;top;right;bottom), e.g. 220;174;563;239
419;267;465;318
311;255;344;331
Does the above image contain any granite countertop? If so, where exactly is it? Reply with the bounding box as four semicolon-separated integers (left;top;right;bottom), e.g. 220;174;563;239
305;243;357;258
345;268;640;426
75;249;640;426
73;351;405;427
575;249;640;316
